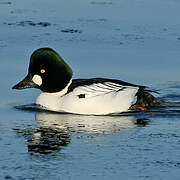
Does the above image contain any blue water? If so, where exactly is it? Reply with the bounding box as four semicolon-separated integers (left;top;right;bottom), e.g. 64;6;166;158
1;0;180;179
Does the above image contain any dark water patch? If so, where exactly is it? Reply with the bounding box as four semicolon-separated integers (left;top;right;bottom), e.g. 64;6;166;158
135;118;150;126
14;103;43;112
61;29;82;34
118;42;124;45
149;132;180;138
14;126;70;154
120;108;180;119
169;85;180;89
163;28;168;32
5;21;51;27
4;175;14;180
121;33;144;41
0;40;6;48
160;93;180;100
78;18;108;24
0;2;11;5
90;1;113;5
153;160;180;168
146;109;180;118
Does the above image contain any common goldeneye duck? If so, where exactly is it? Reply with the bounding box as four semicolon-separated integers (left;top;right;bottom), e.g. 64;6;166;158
12;48;165;115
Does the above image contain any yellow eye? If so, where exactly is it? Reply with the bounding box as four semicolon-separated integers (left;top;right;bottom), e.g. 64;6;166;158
40;69;45;74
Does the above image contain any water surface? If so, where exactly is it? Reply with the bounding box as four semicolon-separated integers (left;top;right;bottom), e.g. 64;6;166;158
1;0;180;179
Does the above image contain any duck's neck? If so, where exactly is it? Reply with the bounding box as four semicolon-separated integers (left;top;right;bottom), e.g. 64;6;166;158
42;79;72;97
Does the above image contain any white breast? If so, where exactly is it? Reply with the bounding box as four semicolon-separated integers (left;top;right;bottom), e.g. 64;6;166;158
36;82;139;115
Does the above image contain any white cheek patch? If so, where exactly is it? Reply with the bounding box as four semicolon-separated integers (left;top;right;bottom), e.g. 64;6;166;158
32;75;42;86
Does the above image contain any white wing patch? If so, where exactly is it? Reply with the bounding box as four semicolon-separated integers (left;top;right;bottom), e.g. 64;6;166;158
73;82;137;98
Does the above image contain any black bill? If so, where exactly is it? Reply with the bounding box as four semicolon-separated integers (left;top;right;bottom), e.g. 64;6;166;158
12;74;39;90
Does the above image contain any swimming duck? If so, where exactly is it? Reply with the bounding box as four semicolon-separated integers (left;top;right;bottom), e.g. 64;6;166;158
12;48;165;115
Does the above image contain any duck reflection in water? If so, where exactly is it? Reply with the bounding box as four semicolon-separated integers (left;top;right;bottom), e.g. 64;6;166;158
15;109;150;154
36;112;149;134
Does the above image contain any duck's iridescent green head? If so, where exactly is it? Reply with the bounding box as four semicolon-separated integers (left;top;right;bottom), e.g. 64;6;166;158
12;48;73;93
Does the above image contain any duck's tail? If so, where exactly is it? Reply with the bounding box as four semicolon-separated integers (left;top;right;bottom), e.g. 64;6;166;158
130;89;180;110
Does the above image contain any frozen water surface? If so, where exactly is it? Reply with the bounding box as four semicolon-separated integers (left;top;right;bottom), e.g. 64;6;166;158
1;0;180;179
